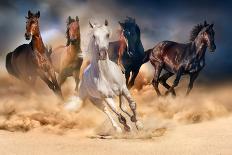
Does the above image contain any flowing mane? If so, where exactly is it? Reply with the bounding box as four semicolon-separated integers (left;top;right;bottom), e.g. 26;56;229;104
189;22;209;41
122;17;141;38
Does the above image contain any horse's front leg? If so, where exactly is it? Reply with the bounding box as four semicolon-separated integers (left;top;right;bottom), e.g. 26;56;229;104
90;97;122;133
73;70;80;91
48;69;63;99
104;98;131;132
186;72;199;95
159;72;175;95
122;87;143;130
165;67;184;96
37;70;54;89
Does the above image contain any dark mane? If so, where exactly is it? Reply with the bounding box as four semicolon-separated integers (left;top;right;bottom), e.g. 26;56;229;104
189;22;209;41
66;18;75;46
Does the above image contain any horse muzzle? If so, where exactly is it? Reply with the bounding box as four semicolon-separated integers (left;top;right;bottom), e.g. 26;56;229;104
69;38;78;44
25;33;31;40
99;50;108;60
209;44;216;52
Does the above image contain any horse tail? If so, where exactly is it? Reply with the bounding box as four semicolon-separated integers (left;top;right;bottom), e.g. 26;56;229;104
142;48;152;64
5;52;18;78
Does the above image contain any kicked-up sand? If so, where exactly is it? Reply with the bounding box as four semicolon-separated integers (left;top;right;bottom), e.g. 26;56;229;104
0;70;232;155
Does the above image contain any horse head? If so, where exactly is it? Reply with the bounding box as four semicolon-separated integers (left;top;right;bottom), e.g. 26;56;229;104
66;16;80;46
118;17;142;57
191;21;216;52
200;22;216;52
89;20;110;61
25;10;40;40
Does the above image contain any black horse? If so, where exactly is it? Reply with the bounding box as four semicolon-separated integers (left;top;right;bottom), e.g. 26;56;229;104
108;17;146;89
143;21;216;96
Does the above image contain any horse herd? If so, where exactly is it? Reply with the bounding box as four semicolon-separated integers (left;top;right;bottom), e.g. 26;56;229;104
5;10;216;132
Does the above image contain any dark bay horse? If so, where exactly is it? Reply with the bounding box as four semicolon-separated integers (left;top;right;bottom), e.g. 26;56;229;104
143;21;216;96
5;10;63;99
108;17;146;89
51;16;82;90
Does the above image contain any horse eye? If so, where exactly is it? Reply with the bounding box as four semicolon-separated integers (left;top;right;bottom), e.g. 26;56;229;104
106;33;110;38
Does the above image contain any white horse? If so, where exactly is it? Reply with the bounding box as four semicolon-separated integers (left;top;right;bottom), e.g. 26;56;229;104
65;20;142;133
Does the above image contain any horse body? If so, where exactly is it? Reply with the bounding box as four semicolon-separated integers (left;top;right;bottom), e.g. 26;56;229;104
6;44;37;82
65;21;142;132
145;21;216;96
5;11;62;98
50;16;82;90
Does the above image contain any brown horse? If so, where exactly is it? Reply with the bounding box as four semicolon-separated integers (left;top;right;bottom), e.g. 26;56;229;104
51;16;82;90
5;10;63;99
143;21;216;96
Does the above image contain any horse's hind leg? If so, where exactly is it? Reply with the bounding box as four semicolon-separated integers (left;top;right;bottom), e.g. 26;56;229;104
104;98;131;132
48;69;63;99
73;70;80;91
159;72;176;96
151;62;163;96
89;97;122;133
122;87;143;130
58;68;68;87
166;67;184;96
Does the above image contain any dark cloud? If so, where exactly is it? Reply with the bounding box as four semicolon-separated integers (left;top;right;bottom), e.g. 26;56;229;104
0;0;231;81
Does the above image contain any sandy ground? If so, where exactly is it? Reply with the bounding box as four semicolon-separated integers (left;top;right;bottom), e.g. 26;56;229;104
0;71;232;155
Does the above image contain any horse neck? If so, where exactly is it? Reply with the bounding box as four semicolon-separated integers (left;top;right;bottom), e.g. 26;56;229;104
67;39;81;55
31;32;45;54
192;35;207;60
89;39;109;72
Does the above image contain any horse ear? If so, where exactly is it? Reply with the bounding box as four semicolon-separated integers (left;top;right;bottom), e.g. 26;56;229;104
204;20;208;26
118;21;124;28
68;16;72;24
89;21;94;28
28;10;33;18
76;16;79;21
105;20;108;26
36;11;40;18
210;23;214;28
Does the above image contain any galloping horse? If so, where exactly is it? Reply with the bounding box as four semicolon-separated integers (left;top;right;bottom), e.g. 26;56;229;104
143;21;216;96
51;16;82;90
65;20;142;132
108;17;146;89
5;10;63;98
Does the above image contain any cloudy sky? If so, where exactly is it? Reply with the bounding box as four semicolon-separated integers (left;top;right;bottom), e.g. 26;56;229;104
0;0;231;82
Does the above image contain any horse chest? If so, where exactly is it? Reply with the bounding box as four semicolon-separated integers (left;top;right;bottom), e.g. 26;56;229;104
33;51;51;71
186;58;205;73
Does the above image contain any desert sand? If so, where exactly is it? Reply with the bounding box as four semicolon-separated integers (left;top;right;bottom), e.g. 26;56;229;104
0;70;232;155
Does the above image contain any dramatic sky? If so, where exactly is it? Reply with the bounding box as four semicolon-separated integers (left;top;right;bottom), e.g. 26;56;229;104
0;0;231;82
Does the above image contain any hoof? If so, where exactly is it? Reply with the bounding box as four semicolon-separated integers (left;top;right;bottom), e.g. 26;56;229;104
130;115;136;122
135;121;143;130
124;124;131;132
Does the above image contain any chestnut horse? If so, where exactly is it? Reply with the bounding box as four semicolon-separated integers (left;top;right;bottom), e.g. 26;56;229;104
5;10;63;99
143;21;216;96
51;16;82;90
